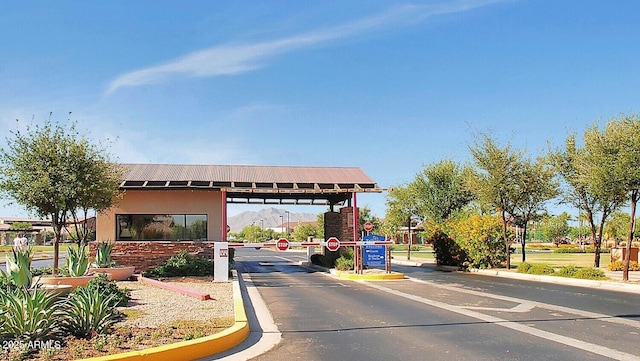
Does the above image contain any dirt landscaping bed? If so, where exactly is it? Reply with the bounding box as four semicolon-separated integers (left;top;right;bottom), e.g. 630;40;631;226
3;277;235;361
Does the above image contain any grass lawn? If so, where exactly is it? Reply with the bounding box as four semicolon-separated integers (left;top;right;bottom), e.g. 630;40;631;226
511;251;611;269
390;250;435;260
0;244;72;254
390;246;611;268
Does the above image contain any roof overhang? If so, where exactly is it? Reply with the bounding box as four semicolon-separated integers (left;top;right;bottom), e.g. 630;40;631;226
119;164;383;206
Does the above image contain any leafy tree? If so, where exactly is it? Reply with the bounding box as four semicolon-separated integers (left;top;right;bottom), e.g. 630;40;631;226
553;132;625;267
539;213;571;243
0;115;122;274
510;155;559;261
315;213;325;239
412;160;475;226
384;184;420;260
468;134;522;269
357;206;382;234
292;222;318;241
8;222;32;230
604;212;630;243
236;224;262;242
590;115;640;280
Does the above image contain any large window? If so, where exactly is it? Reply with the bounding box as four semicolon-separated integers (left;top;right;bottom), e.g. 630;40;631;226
116;214;207;241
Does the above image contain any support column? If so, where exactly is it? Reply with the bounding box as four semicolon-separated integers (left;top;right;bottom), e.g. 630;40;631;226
221;188;227;242
353;193;361;274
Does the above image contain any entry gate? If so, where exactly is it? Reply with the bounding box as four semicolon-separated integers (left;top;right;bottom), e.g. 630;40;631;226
213;238;393;281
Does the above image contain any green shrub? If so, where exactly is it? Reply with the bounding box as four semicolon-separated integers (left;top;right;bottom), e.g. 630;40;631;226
5;247;34;289
516;262;532;274
517;263;554;275
608;260;640;271
0;286;62;342
92;242;114;268
527;244;552;250
554;265;579;278
31;265;69;276
76;274;130;307
552;247;585;253
335;247;354;271
143;251;213;277
310;254;325;266
447;214;506;269
335;256;354;271
60;286;121;339
65;244;90;276
574;267;607;280
429;230;467;267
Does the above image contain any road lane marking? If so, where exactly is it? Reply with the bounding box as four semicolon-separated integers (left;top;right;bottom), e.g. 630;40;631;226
364;281;640;361
407;277;640;329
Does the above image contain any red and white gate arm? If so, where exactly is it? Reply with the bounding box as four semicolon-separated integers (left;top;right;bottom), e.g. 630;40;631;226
226;240;393;248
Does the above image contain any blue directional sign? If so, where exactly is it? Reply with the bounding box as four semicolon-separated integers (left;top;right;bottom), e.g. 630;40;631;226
363;234;387;267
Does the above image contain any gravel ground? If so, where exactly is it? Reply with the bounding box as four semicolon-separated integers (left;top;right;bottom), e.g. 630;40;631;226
117;277;235;328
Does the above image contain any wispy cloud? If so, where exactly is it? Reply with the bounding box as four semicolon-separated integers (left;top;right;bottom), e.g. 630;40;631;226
106;0;505;94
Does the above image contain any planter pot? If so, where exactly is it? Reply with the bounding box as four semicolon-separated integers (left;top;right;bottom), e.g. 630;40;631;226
34;275;96;290
37;284;73;298
610;247;639;263
89;266;135;281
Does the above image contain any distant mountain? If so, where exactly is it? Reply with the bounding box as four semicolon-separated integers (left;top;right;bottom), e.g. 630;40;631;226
227;207;318;233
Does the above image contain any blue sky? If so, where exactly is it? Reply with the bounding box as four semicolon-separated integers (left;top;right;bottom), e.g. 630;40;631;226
1;0;639;219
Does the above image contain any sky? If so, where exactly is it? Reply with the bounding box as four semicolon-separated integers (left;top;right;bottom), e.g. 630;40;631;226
1;0;639;219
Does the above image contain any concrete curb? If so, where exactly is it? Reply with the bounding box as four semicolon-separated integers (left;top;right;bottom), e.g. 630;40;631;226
470;268;640;294
78;270;249;361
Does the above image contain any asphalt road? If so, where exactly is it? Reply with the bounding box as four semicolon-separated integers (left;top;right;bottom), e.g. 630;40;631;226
233;248;640;361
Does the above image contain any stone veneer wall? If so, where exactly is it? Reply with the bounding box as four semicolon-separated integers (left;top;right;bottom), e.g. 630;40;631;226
88;241;216;273
323;207;357;242
323;211;341;240
339;207;355;242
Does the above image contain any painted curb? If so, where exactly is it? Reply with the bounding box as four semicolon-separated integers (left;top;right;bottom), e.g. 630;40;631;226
77;271;249;361
330;269;405;280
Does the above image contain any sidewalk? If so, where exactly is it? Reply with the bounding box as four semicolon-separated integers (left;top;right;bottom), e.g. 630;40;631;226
390;256;640;293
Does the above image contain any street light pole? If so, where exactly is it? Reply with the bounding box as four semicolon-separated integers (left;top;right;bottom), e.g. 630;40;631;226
285;211;290;238
260;219;264;241
280;215;283;236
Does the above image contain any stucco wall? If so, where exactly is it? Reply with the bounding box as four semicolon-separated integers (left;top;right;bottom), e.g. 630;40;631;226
96;189;223;241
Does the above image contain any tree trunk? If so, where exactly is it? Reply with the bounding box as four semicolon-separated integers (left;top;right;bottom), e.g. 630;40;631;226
624;190;638;282
584;209;600;268
521;223;528;263
595;218;607;269
53;238;59;276
406;217;412;261
501;209;510;269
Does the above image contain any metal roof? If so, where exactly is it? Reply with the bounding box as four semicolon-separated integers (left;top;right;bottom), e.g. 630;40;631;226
120;164;382;206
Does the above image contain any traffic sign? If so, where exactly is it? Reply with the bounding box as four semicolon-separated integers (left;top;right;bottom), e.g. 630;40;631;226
326;237;340;252
364;221;373;232
363;245;385;266
276;238;290;251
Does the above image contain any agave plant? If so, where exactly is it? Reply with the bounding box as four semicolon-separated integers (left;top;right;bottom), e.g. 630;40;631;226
0;286;63;341
59;286;121;339
65;244;89;277
91;241;114;268
5;246;33;289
